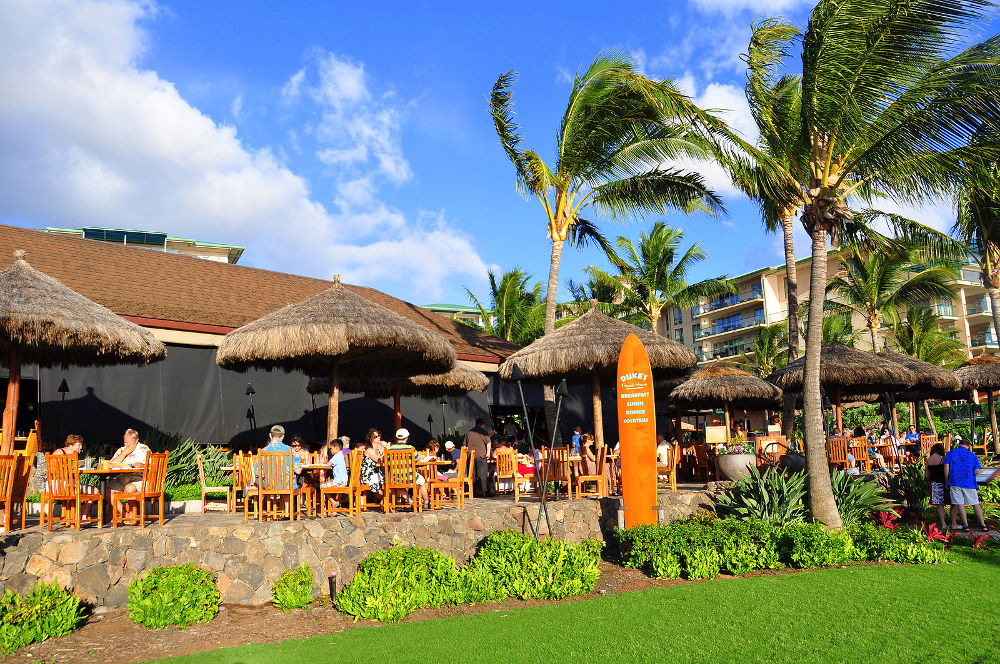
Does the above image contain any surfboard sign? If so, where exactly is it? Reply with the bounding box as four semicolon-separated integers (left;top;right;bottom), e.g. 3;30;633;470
616;333;657;528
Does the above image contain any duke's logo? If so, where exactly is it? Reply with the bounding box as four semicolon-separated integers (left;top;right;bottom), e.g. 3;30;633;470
619;372;648;383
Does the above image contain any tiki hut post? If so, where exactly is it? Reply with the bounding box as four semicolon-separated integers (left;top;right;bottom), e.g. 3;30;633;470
0;249;165;454
591;370;604;449
1;344;21;454
393;385;403;431
327;362;340;444
723;401;732;443
675;404;683;444
834;387;843;433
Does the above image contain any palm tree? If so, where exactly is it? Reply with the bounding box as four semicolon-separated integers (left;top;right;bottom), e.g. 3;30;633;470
585;223;735;333
491;51;724;431
820;313;860;347
825;244;957;353
465;268;545;346
893;306;965;369
737;4;1000;528
739;322;788;378
954;164;1000;343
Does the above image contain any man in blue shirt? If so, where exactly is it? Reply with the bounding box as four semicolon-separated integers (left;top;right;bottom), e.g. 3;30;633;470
256;424;302;488
944;440;987;532
903;424;922;458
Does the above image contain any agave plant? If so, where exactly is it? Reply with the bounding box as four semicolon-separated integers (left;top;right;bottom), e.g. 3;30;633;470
827;471;895;528
715;466;807;527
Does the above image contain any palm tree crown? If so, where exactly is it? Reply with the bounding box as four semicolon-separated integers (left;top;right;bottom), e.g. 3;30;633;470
585;223;735;332
893;306;965;369
465;268;544;346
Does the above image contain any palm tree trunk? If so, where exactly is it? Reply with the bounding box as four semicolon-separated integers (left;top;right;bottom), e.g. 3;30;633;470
869;325;878;354
650;310;661;336
804;227;842;529
989;391;1000;456
987;284;1000;356
923;401;937;436
781;212;799;441
543;239;565;444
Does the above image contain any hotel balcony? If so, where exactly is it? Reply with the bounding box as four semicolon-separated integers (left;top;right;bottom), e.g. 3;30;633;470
966;299;993;320
970;331;998;348
693;312;766;342
696;345;747;362
691;284;764;318
957;269;983;286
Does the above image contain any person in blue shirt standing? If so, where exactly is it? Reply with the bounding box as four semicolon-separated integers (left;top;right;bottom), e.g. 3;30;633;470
944;439;987;532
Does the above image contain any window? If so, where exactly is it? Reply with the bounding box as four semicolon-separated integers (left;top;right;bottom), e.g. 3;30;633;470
674;328;684;344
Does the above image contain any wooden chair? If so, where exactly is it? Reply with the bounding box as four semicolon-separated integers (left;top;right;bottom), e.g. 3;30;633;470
384;448;421;514
0;455;26;532
542;446;573;500
848;438;870;472
236;452;260;521
826;437;849;469
112;452;168;528
973;431;989;459
920;434;938;457
755;436;788;467
41;453;103;530
197;453;231;513
321;448;367;517
493;448;532;502
462;449;476;500
691;443;712;482
430;447;467;510
576;445;609;498
256;451;301;521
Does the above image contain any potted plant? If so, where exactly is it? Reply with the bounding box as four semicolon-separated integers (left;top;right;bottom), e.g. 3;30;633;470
714;437;757;481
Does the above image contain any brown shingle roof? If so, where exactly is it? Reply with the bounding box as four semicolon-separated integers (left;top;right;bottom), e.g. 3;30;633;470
0;224;519;362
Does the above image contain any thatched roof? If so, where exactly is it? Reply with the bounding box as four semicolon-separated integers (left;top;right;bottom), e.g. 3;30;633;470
766;342;915;396
0;250;165;367
670;363;782;409
497;303;697;382
954;353;1000;391
874;349;962;400
216;276;455;377
307;361;489;399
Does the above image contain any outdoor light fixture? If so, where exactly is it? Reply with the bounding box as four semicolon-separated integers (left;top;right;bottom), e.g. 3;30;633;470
440;398;447;438
245;383;255;396
58;378;69;440
245;383;257;430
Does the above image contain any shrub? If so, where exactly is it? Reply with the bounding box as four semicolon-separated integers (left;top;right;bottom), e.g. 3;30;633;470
650;552;682;579
272;563;315;613
127;564;220;629
979;481;1000;504
335;546;461;623
715;467;807;527
829;471;894;528
887;528;946;564
143;430;229;488
462;531;602;601
0;582;84;654
781;522;854;569
683;547;721;580
849;522;896;561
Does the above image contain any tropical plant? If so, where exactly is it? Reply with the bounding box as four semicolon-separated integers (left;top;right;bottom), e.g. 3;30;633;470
491;51;724;431
715;467;807;527
0;582;84;654
739;321;788;377
586;223;735;332
954;162;1000;345
127;564;220;629
827;471;894;528
893;306;965;369
464;268;545;346
272;563;316;613
564;276;635;322
733;2;1000;528
826;244;956;353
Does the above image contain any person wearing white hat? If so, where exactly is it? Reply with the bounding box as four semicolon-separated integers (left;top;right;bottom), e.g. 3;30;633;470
388;428;428;507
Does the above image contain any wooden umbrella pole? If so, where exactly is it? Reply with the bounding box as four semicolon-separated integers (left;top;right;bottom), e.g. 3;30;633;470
989;391;999;455
591;371;604;449
393;385;402;431
326;362;340;443
675;405;683;444
1;344;21;455
723;401;732;444
835;387;843;434
890;393;900;436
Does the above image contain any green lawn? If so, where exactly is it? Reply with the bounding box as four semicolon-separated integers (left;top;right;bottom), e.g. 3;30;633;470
152;550;1000;664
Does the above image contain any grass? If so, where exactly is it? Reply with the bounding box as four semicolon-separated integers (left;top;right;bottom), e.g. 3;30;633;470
150;547;1000;664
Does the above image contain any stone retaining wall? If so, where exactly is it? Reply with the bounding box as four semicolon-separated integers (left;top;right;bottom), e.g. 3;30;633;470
0;490;715;607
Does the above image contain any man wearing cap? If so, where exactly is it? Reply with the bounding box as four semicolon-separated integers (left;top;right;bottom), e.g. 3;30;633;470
445;440;459;464
464;418;493;497
389;428;429;507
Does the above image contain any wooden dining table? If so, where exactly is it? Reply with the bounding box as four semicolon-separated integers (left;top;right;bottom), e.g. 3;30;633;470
80;467;145;521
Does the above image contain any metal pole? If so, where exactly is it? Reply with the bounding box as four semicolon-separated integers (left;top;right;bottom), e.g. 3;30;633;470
516;379;551;537
535;390;564;538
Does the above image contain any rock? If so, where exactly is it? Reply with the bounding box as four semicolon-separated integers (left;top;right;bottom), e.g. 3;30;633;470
105;585;129;608
167;537;191;556
216;572;233;595
41;567;72;589
202;551;227;572
344;545;362;561
2;551;29;576
222;579;252;604
125;549;148;573
281;547;300;569
467;517;485;531
132;534;153;551
263;537;283;557
76;564;111;599
218;537;244;555
39;540;61;560
231;526;254;541
108;545;127;567
58;540;87;565
6;573;36;595
262;556;284;581
25;554;52;576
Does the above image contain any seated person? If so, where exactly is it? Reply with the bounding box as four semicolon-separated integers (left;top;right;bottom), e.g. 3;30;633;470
904;425;922;458
445;440;460;463
579;434;600;476
424;440;453;480
656;433;672;466
389;428;429;507
49;434;99;518
320;438;349;508
255;424;302;488
106;429;151;515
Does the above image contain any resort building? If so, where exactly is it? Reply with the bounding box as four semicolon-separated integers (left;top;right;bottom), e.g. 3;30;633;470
662;252;996;363
419;303;486;326
43;227;246;264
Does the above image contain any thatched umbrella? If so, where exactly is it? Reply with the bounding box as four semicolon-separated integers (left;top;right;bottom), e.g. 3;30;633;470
878;349;961;436
670;363;782;443
307;361;489;431
767;342;916;434
217;275;455;442
497;301;697;448
0;250;166;453
954;353;1000;455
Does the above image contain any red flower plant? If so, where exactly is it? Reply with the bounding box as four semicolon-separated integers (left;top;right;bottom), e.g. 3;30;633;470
968;533;991;550
875;510;899;532
922;522;951;544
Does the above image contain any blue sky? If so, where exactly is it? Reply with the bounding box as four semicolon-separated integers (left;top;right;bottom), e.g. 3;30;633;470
0;0;983;306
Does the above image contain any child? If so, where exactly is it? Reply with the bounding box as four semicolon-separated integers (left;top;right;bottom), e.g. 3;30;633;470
321;439;349;508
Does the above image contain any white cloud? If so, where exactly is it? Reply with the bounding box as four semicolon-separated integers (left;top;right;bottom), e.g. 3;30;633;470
0;0;487;301
230;94;243;122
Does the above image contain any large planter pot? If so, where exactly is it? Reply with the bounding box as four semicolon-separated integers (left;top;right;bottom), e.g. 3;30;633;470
715;454;756;481
780;453;807;473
